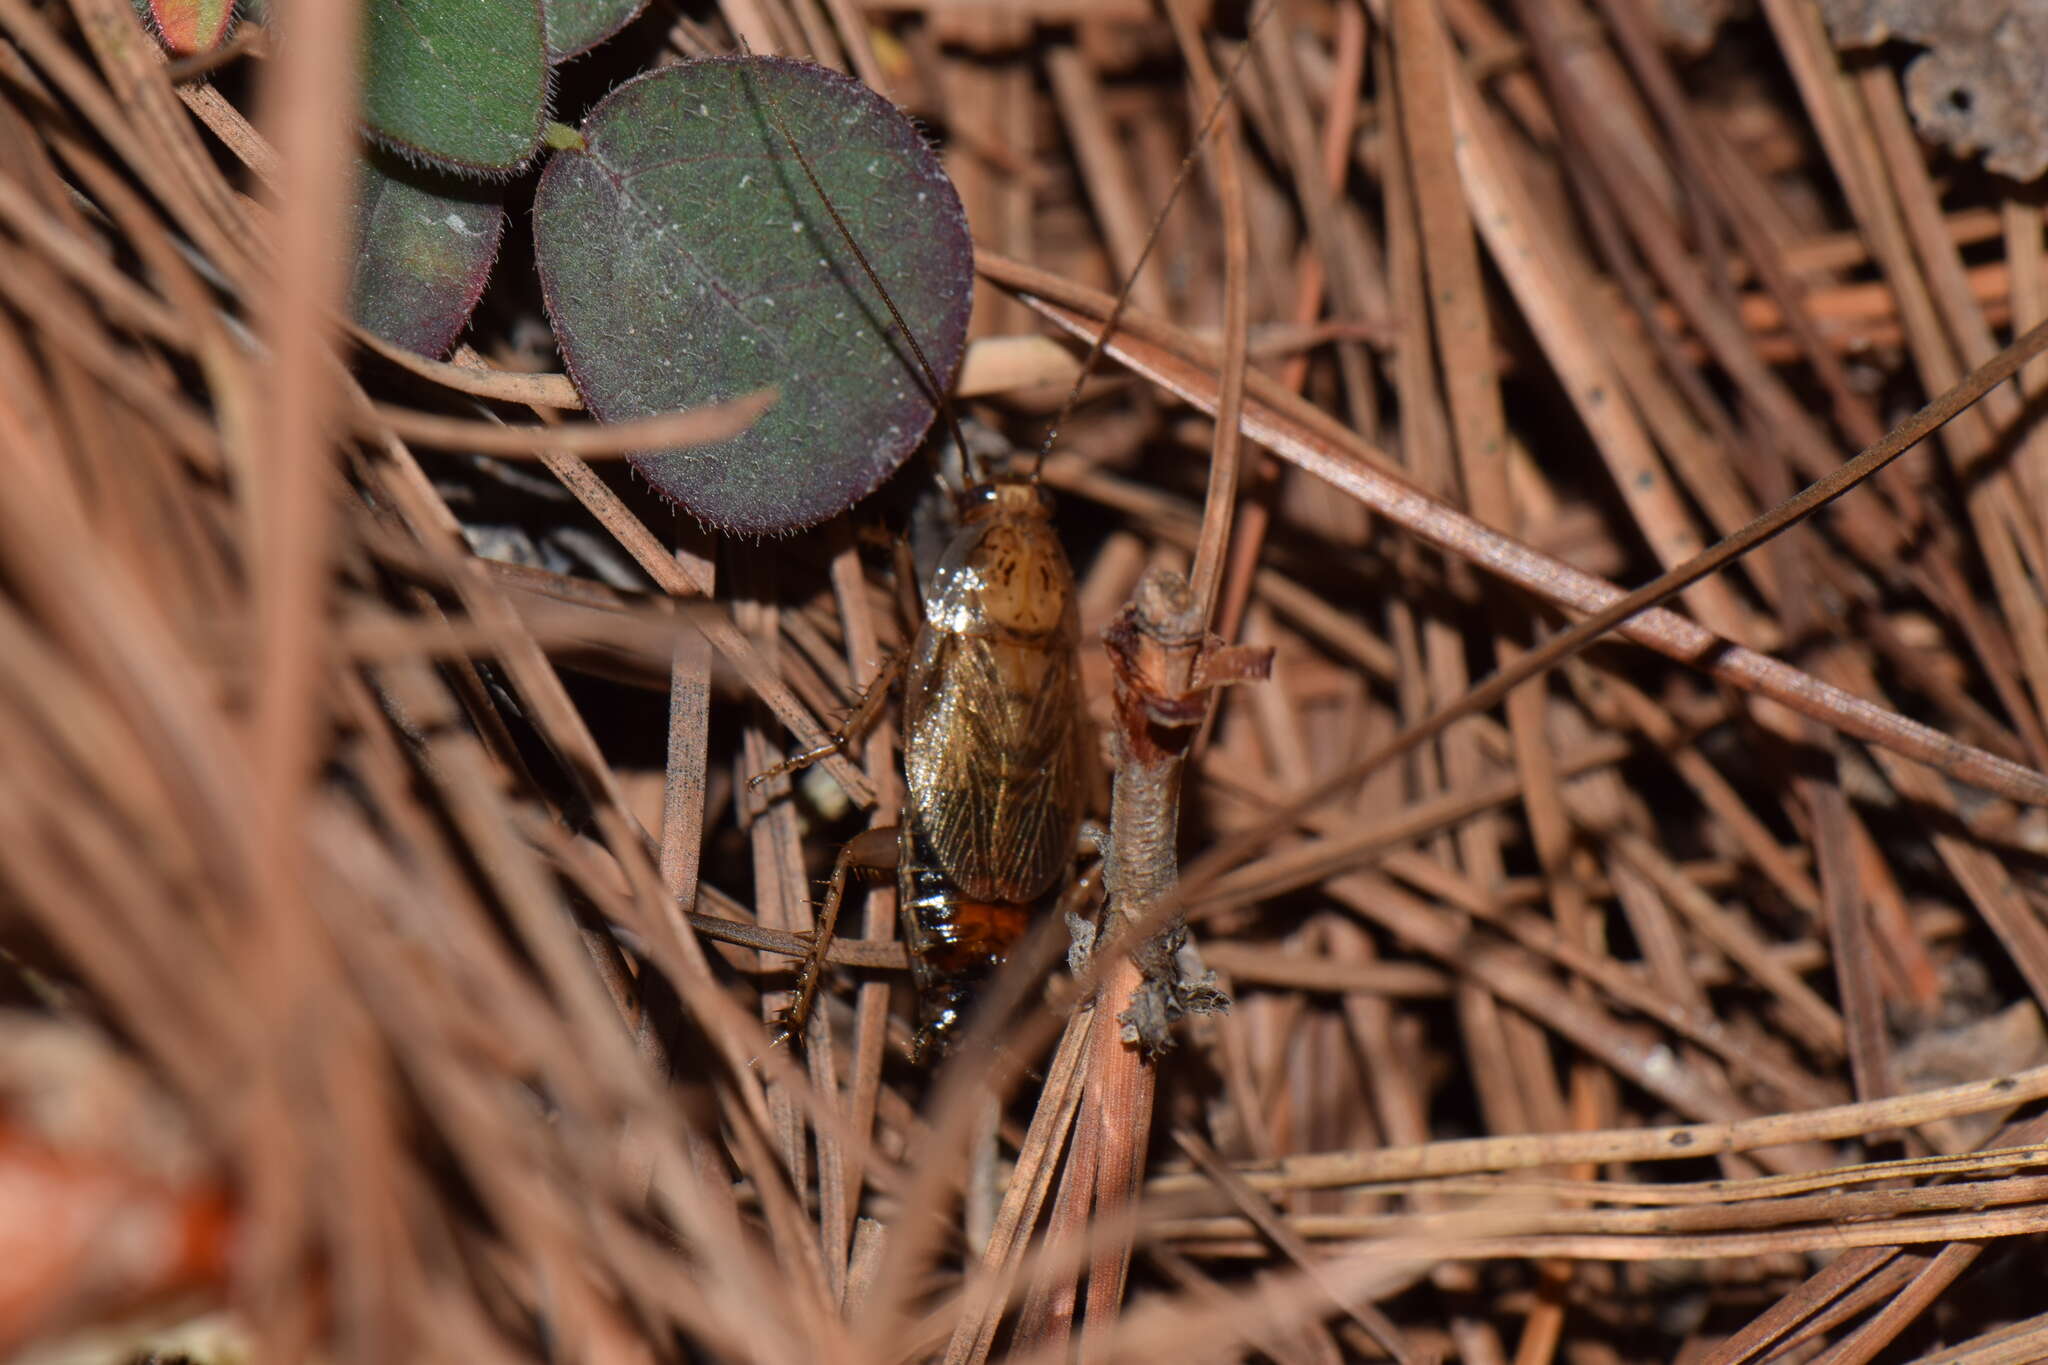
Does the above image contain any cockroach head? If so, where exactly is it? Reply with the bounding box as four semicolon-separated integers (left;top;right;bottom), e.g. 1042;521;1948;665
957;475;1055;525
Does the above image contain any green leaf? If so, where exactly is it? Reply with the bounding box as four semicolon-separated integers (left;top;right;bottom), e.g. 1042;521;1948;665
135;0;236;54
360;0;550;176
349;152;506;358
531;57;974;535
543;0;646;62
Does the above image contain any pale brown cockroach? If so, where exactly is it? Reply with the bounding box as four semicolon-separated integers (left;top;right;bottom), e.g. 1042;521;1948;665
889;471;1090;1054
756;474;1089;1061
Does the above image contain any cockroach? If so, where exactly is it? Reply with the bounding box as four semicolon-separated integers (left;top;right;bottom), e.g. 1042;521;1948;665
751;430;1089;1059
748;479;1088;1057
763;473;1087;1061
887;471;1089;1055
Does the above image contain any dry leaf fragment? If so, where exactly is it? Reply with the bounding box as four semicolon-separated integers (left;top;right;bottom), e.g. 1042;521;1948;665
1820;0;2048;180
1654;0;1741;53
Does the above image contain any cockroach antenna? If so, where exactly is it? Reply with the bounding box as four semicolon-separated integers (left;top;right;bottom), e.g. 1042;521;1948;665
734;40;987;485
1029;2;1276;483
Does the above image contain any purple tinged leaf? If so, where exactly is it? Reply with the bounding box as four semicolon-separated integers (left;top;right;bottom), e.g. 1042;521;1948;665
360;0;550;176
530;56;974;535
349;154;507;359
544;0;647;62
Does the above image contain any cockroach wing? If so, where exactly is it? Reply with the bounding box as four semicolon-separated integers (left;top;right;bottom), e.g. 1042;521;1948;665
902;484;1088;905
902;628;1086;905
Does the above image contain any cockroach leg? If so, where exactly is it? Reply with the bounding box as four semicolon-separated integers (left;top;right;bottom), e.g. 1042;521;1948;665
772;823;901;1045
748;651;907;791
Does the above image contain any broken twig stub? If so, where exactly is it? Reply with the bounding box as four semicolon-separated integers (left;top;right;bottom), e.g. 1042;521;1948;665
1100;567;1272;1053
